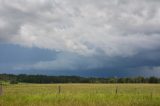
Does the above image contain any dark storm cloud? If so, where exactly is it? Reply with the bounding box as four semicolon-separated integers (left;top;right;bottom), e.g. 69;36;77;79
0;0;160;77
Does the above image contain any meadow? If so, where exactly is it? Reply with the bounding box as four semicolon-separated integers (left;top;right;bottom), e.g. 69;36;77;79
0;84;160;106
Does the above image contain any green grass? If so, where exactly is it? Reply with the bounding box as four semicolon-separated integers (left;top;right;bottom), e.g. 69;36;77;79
0;84;160;106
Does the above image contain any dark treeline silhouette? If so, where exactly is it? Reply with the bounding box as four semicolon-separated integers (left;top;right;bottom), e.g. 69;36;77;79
0;74;160;84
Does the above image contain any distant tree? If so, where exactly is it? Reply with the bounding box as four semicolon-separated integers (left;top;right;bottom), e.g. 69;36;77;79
149;77;158;83
0;74;159;84
10;79;18;84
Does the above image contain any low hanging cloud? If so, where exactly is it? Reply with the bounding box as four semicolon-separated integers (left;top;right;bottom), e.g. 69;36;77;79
0;0;160;57
13;52;104;71
0;0;160;76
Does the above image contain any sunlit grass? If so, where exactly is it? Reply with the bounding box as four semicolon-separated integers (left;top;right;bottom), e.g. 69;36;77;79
0;84;160;106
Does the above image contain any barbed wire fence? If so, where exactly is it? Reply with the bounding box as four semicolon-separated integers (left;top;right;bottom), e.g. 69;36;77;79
0;83;156;100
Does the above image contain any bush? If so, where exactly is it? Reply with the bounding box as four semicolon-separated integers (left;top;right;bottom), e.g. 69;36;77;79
10;80;18;84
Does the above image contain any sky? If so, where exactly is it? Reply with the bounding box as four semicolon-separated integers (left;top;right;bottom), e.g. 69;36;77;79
0;0;160;77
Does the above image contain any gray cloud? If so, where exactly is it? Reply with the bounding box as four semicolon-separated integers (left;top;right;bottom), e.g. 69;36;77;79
13;52;104;71
0;0;160;57
0;0;160;76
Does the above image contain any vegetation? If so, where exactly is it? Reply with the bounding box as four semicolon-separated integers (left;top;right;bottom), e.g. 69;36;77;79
0;84;160;106
0;74;160;106
0;74;160;84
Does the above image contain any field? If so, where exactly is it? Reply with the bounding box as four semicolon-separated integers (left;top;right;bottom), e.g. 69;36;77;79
0;84;160;106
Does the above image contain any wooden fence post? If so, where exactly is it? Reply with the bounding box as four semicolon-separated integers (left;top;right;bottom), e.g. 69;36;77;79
115;86;118;95
0;84;2;95
115;76;118;95
150;91;153;99
58;85;61;94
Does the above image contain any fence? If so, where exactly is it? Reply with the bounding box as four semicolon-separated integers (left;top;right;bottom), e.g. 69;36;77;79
0;84;2;95
0;84;157;99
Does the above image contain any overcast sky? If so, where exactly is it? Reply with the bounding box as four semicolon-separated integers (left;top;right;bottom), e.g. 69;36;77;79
0;0;160;77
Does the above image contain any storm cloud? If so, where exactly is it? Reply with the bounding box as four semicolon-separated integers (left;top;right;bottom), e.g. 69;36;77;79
0;0;160;77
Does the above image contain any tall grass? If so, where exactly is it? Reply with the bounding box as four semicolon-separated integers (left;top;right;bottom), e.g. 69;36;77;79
0;84;160;106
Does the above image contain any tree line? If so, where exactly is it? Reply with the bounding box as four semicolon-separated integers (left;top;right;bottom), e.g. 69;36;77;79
0;74;160;84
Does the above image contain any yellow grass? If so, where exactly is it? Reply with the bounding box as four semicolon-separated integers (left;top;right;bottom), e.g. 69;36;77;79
0;84;160;106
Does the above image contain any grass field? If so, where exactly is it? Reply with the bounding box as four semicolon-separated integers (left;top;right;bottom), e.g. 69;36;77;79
0;84;160;106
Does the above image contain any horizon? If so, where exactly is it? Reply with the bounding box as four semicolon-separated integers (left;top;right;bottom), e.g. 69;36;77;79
0;73;159;79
